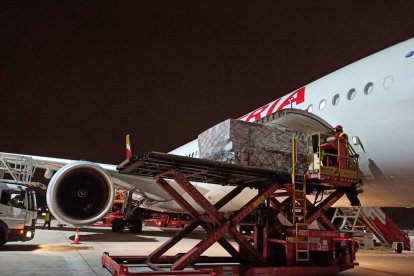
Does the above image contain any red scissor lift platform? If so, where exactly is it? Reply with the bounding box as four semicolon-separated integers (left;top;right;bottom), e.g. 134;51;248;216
102;151;359;275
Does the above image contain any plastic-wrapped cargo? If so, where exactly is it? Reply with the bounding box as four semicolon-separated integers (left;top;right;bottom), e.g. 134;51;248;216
198;119;309;173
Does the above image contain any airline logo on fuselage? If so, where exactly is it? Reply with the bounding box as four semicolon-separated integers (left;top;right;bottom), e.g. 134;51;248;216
239;87;306;122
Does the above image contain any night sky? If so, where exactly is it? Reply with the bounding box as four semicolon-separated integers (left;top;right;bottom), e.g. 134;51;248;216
1;1;414;165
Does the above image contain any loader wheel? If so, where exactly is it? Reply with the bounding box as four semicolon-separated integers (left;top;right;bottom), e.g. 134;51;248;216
112;218;124;233
396;242;403;254
129;218;143;233
354;242;360;252
0;229;6;247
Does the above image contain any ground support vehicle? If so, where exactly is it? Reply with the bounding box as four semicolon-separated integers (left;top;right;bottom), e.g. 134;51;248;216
146;213;186;228
0;181;37;246
102;145;360;275
0;154;38;246
94;206;187;229
91;198;125;227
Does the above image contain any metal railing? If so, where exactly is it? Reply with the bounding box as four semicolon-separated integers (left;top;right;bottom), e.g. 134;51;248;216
307;132;359;180
0;153;36;182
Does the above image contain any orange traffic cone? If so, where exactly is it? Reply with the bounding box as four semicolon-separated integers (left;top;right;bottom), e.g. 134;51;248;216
73;228;80;244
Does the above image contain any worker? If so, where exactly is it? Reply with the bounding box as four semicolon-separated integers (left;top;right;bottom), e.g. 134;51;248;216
321;125;348;167
334;125;348;141
334;125;349;168
42;207;52;230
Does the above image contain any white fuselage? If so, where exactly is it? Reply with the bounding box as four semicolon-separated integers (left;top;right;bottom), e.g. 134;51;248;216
168;38;414;208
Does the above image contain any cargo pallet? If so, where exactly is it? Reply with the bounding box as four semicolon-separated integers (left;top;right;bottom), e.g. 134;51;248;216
102;145;359;275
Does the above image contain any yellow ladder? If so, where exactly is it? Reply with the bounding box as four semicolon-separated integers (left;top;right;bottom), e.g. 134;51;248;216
291;137;308;224
295;223;310;262
292;136;310;262
292;173;307;223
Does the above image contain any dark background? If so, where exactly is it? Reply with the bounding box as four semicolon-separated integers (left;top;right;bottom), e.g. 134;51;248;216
1;1;414;164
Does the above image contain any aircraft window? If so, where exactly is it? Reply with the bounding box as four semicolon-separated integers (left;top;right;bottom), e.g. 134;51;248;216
307;104;313;113
332;94;340;105
347;88;356;100
319;99;326;110
383;75;393;89
364;82;374;95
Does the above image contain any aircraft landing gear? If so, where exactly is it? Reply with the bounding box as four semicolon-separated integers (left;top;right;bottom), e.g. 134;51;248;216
111;218;124;232
128;218;143;233
111;216;143;233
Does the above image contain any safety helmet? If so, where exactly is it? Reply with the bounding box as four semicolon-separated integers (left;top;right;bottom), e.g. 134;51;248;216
334;125;343;132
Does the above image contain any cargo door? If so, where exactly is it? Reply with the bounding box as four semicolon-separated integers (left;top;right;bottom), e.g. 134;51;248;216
258;108;334;135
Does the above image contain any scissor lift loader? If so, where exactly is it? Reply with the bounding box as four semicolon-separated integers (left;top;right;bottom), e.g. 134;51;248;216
102;135;361;276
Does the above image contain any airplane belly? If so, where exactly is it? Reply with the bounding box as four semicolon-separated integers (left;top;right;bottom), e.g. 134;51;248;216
334;177;414;207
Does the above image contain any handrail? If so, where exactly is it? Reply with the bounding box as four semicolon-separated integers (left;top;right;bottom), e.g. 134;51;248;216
307;132;359;180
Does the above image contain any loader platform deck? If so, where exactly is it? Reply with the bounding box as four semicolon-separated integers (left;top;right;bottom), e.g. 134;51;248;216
117;151;289;188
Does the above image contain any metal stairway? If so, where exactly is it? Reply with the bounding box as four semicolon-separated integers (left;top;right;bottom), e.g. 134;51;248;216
332;207;411;251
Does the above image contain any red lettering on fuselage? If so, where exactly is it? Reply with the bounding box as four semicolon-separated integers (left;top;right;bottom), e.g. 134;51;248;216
244;104;269;122
265;98;281;116
276;87;306;111
240;87;306;122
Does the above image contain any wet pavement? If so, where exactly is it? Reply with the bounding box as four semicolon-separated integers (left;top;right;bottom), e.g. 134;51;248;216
0;221;413;275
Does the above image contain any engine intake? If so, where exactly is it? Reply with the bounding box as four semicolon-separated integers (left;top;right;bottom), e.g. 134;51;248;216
46;161;115;226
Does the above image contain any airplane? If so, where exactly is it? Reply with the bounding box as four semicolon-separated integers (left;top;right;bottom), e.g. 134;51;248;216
1;37;413;229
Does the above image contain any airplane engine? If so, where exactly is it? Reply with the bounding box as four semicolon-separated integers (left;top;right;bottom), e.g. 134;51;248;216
46;161;115;226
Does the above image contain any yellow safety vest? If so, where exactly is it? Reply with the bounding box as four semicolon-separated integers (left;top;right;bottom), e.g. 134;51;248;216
44;212;51;222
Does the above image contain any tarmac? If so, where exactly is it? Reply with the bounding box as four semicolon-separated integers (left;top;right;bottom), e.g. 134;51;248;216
0;220;413;276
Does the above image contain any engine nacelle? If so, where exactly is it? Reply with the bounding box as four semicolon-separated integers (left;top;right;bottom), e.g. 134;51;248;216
46;161;115;226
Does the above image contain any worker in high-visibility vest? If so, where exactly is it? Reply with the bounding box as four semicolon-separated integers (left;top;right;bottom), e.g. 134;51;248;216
42;208;52;230
334;125;348;141
334;125;348;168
